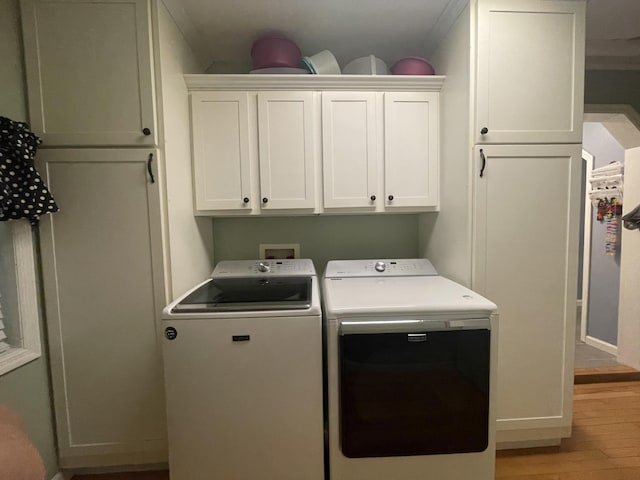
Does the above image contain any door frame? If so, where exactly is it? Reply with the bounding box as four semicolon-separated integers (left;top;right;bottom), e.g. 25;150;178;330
579;149;594;343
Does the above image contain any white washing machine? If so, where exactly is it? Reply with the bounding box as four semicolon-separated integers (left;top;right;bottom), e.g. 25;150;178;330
323;259;498;480
162;259;324;480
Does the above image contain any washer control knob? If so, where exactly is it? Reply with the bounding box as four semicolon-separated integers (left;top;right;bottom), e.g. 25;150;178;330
257;262;270;273
375;261;386;272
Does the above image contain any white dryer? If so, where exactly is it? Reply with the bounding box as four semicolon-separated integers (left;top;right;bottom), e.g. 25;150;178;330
322;259;498;480
162;259;324;480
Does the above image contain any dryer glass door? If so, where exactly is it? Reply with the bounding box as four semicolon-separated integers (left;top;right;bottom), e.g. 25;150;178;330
339;327;490;457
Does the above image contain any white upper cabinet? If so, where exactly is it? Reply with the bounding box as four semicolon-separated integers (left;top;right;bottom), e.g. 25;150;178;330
322;92;378;209
191;91;254;212
384;92;439;209
321;91;439;212
186;76;443;215
190;90;320;214
20;0;157;146
257;92;319;211
475;0;585;144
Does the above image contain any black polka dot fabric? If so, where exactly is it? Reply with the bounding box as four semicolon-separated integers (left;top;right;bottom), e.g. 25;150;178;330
0;116;58;226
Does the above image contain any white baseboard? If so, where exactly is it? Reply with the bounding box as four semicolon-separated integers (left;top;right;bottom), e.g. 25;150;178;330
586;335;618;356
51;473;68;480
497;438;561;450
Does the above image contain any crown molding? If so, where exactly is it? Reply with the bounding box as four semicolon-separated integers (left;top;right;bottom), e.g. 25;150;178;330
184;74;445;91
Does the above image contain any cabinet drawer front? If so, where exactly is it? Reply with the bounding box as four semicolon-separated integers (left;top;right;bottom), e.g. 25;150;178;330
322;92;378;209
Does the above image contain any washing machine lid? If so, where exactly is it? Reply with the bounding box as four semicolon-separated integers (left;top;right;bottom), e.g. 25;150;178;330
172;276;313;313
322;275;497;317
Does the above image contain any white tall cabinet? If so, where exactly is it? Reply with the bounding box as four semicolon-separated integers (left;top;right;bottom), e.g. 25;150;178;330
475;0;584;144
20;0;211;468
20;0;157;147
422;0;585;447
472;145;582;445
37;149;167;466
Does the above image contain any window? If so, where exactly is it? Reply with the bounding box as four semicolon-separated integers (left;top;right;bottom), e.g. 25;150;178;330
0;221;42;375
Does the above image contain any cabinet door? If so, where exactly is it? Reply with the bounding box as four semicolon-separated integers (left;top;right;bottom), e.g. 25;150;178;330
20;0;156;146
191;91;255;212
38;149;167;467
322;92;378;209
475;0;585;144
472;144;581;443
384;92;439;209
258;92;318;210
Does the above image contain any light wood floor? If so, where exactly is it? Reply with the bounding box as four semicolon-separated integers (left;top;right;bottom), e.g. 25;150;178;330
496;380;640;479
72;381;640;480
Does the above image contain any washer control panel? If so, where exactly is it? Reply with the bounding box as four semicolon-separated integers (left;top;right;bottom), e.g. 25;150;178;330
324;259;438;278
212;259;317;277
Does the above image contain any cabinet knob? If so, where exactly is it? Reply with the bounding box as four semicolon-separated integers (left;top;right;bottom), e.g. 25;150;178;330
262;197;269;204
142;127;152;136
480;127;489;135
388;195;394;201
370;195;376;201
243;197;249;204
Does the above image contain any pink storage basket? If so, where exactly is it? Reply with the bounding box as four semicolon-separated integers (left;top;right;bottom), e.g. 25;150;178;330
390;57;435;75
251;35;302;69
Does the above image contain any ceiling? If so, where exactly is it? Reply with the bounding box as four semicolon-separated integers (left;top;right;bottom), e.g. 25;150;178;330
162;0;640;74
585;0;640;69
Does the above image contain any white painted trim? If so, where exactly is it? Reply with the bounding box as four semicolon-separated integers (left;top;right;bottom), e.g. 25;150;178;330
184;74;446;91
424;0;469;57
585;104;640;132
585;63;640;72
580;149;594;344
585;335;618;356
63;463;168;476
0;221;42;376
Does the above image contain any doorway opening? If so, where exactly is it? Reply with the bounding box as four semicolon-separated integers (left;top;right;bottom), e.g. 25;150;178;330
576;105;640;382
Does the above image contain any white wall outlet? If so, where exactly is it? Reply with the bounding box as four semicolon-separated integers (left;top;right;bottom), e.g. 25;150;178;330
259;243;300;260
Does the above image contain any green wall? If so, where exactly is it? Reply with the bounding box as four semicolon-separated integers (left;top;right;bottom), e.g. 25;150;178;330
212;214;419;274
0;0;59;477
585;70;640;114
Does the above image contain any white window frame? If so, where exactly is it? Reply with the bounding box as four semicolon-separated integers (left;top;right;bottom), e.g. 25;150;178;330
0;221;42;375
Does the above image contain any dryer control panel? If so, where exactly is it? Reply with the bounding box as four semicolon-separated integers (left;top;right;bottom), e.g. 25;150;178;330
324;259;438;278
